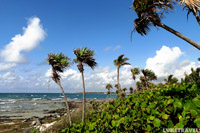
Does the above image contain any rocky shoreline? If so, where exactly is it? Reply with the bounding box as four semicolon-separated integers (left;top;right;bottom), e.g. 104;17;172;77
0;101;83;133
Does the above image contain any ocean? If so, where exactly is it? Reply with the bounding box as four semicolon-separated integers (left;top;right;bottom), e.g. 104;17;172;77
0;93;116;119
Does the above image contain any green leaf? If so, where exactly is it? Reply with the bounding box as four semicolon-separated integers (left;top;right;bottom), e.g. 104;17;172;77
153;118;161;127
194;118;200;128
167;120;174;128
190;109;198;118
89;125;94;130
149;103;156;108
149;116;155;120
162;114;168;120
174;101;183;109
147;125;152;131
175;123;184;128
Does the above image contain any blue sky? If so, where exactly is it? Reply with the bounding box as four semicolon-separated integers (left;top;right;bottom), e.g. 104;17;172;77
0;0;199;93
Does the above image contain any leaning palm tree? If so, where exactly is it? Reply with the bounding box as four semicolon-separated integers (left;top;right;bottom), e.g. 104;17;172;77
47;53;72;126
114;54;130;91
73;47;97;123
176;0;200;25
131;67;140;91
106;83;113;98
132;0;200;50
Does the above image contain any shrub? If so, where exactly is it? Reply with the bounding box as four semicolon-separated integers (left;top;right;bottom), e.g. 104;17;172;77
62;83;200;132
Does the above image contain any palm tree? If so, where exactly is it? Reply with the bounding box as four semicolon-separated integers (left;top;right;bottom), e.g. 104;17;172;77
132;0;200;50
114;54;130;92
122;88;127;93
73;47;97;123
131;67;140;91
106;83;113;98
141;69;157;90
176;0;200;25
47;53;72;126
129;87;134;94
164;75;178;85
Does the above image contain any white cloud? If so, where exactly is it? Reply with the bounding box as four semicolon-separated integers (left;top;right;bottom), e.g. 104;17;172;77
113;45;121;51
104;45;121;51
145;46;200;81
0;63;16;72
0;17;46;64
104;46;112;51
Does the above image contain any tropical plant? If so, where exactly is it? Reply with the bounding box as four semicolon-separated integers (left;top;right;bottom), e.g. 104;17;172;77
122;88;127;93
164;74;178;85
106;83;113;98
47;53;72;126
181;67;200;84
141;69;157;90
73;47;97;123
62;83;200;132
131;0;200;50
114;54;130;97
129;87;134;94
136;81;145;91
131;67;140;91
176;0;200;25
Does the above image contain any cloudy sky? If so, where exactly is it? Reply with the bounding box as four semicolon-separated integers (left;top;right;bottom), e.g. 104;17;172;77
0;0;199;93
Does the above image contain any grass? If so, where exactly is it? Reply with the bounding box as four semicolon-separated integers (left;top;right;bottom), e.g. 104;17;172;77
0;119;32;133
43;104;93;133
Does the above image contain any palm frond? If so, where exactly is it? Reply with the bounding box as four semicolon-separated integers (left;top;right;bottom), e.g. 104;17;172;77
74;47;97;70
133;18;152;36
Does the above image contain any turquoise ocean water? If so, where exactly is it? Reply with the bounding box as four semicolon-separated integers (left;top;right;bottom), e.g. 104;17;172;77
0;93;116;119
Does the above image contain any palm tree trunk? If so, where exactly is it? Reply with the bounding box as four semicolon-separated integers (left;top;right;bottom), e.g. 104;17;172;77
157;23;200;50
192;10;200;26
117;66;121;90
117;66;122;99
134;80;138;92
81;71;86;123
57;80;72;126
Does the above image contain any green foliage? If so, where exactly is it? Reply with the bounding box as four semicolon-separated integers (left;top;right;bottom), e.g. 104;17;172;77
30;128;40;133
132;0;174;35
47;52;70;82
113;54;130;68
62;83;200;132
164;74;178;85
47;53;70;72
73;47;97;70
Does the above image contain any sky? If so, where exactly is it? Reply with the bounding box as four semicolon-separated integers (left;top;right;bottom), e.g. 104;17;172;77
0;0;199;93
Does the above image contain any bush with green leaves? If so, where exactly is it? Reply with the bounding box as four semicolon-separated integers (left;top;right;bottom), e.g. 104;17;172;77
62;83;200;132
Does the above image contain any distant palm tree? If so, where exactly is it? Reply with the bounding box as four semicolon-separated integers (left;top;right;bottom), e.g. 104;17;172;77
106;83;113;98
132;0;200;50
47;53;72;126
114;54;130;92
141;69;157;90
122;88;127;93
129;87;133;94
164;75;178;85
131;67;140;91
136;81;144;91
73;47;97;123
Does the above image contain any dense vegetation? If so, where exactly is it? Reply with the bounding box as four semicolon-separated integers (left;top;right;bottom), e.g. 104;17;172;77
60;65;200;132
62;83;200;132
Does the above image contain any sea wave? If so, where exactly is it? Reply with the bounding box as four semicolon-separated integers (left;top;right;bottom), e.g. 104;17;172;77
0;102;5;105
32;98;42;101
52;98;62;101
